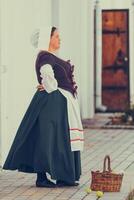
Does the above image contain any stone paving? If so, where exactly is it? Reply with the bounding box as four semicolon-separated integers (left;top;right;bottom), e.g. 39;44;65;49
0;127;134;200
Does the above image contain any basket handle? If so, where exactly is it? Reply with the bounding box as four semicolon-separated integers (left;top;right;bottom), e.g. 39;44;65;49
103;155;112;173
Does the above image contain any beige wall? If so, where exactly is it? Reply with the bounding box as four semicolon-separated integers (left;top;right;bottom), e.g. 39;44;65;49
58;0;95;118
1;0;134;164
0;0;52;165
0;0;95;165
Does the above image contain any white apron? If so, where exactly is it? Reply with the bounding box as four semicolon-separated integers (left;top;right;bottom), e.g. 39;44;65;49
40;64;84;151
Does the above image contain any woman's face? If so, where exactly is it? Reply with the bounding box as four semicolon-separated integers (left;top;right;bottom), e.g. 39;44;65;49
49;29;60;50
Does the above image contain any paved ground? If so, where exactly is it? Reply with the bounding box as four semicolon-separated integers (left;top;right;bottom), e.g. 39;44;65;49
0;127;134;200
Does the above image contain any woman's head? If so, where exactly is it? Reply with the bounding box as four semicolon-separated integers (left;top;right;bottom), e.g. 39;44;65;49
31;26;60;53
49;27;60;51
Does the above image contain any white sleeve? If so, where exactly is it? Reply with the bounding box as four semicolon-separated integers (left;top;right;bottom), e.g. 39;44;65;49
40;64;58;93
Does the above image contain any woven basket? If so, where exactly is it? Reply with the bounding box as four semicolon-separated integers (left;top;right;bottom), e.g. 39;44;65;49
90;155;124;192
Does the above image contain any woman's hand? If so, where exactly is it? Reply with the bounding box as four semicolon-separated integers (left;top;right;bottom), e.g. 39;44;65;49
36;84;45;91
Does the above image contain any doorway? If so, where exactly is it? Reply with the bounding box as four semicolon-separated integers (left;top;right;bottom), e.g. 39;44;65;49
102;10;129;112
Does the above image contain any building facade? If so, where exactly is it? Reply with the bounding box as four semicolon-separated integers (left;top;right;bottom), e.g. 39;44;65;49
0;0;134;164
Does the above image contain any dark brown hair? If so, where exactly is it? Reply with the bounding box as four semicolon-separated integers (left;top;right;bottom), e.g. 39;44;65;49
51;27;57;37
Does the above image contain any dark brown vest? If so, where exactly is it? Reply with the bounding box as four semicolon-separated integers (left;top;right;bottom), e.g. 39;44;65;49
35;51;78;97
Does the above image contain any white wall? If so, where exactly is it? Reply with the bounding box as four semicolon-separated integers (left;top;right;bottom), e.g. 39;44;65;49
1;0;134;165
58;0;95;119
100;0;132;9
1;0;96;165
0;0;52;165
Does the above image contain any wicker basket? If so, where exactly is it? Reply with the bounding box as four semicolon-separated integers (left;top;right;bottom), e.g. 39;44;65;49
90;155;124;192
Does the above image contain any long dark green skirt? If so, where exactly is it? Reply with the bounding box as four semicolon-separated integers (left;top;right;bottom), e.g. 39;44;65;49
3;90;81;183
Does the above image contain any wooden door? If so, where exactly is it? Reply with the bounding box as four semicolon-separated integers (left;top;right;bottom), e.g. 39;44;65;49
102;10;129;112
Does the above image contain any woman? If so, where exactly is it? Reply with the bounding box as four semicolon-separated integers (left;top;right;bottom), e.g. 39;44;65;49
3;26;84;188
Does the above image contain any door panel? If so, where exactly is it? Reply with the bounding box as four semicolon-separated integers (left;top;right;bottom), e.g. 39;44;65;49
102;10;129;112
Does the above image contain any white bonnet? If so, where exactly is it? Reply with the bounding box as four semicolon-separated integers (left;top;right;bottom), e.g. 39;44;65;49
30;26;52;51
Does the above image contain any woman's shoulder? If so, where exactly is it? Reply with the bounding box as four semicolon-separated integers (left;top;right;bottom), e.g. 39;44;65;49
36;51;55;65
37;50;53;60
36;51;71;67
